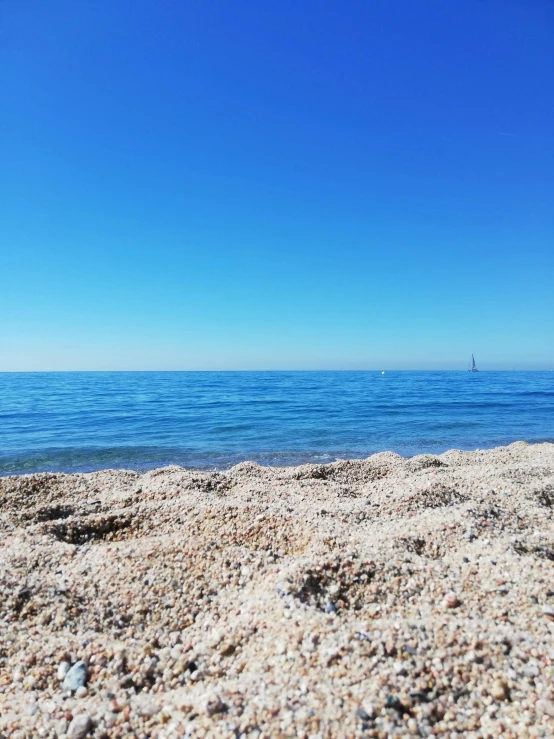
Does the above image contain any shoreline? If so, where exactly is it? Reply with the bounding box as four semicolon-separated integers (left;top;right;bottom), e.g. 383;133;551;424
1;441;553;737
3;437;554;480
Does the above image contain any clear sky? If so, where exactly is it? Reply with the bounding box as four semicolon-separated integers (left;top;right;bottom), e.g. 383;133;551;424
1;0;553;370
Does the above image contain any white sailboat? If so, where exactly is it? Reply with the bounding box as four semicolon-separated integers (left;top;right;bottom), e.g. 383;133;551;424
468;354;478;372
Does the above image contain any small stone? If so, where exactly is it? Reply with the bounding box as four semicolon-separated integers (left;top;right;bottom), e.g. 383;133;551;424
541;604;554;621
55;717;68;737
63;661;87;692
67;712;91;738
205;696;227;716
356;701;375;721
138;703;157;718
490;681;507;701
104;712;117;729
536;699;554;717
112;697;128;713
118;674;134;688
75;686;88;699
443;593;460;609
57;661;71;681
362;702;375;719
219;641;235;656
325;601;337;614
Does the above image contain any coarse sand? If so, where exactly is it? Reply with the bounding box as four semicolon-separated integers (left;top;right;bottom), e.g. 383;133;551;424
0;441;553;738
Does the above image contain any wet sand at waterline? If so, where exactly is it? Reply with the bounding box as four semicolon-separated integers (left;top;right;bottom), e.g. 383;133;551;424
1;442;553;738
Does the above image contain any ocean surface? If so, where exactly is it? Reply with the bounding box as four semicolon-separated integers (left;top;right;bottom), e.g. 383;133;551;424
0;371;552;476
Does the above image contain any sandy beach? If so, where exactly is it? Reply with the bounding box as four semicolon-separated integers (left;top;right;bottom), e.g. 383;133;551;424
1;440;553;738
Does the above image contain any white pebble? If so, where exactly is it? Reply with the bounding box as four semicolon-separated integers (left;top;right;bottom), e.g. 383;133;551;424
536;699;554;717
443;593;460;608
104;712;117;729
67;712;91;738
57;661;71;681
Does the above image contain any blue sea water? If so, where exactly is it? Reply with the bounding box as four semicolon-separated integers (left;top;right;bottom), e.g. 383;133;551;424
0;371;552;476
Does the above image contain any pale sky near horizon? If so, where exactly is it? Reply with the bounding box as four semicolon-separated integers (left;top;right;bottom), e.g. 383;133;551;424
1;0;553;371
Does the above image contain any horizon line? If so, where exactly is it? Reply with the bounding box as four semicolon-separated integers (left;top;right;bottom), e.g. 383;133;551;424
1;368;553;374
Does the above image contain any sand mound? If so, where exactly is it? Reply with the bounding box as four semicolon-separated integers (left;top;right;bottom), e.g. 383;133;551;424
1;442;553;738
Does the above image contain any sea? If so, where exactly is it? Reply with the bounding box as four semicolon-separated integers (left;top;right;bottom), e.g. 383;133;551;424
0;371;552;476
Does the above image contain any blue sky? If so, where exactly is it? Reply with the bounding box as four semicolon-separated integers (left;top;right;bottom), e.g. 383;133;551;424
1;0;553;370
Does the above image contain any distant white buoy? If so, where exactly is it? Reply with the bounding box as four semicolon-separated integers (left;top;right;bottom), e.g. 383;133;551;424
382;371;385;375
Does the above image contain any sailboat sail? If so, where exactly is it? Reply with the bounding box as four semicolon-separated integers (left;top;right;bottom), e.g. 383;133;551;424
468;354;478;372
